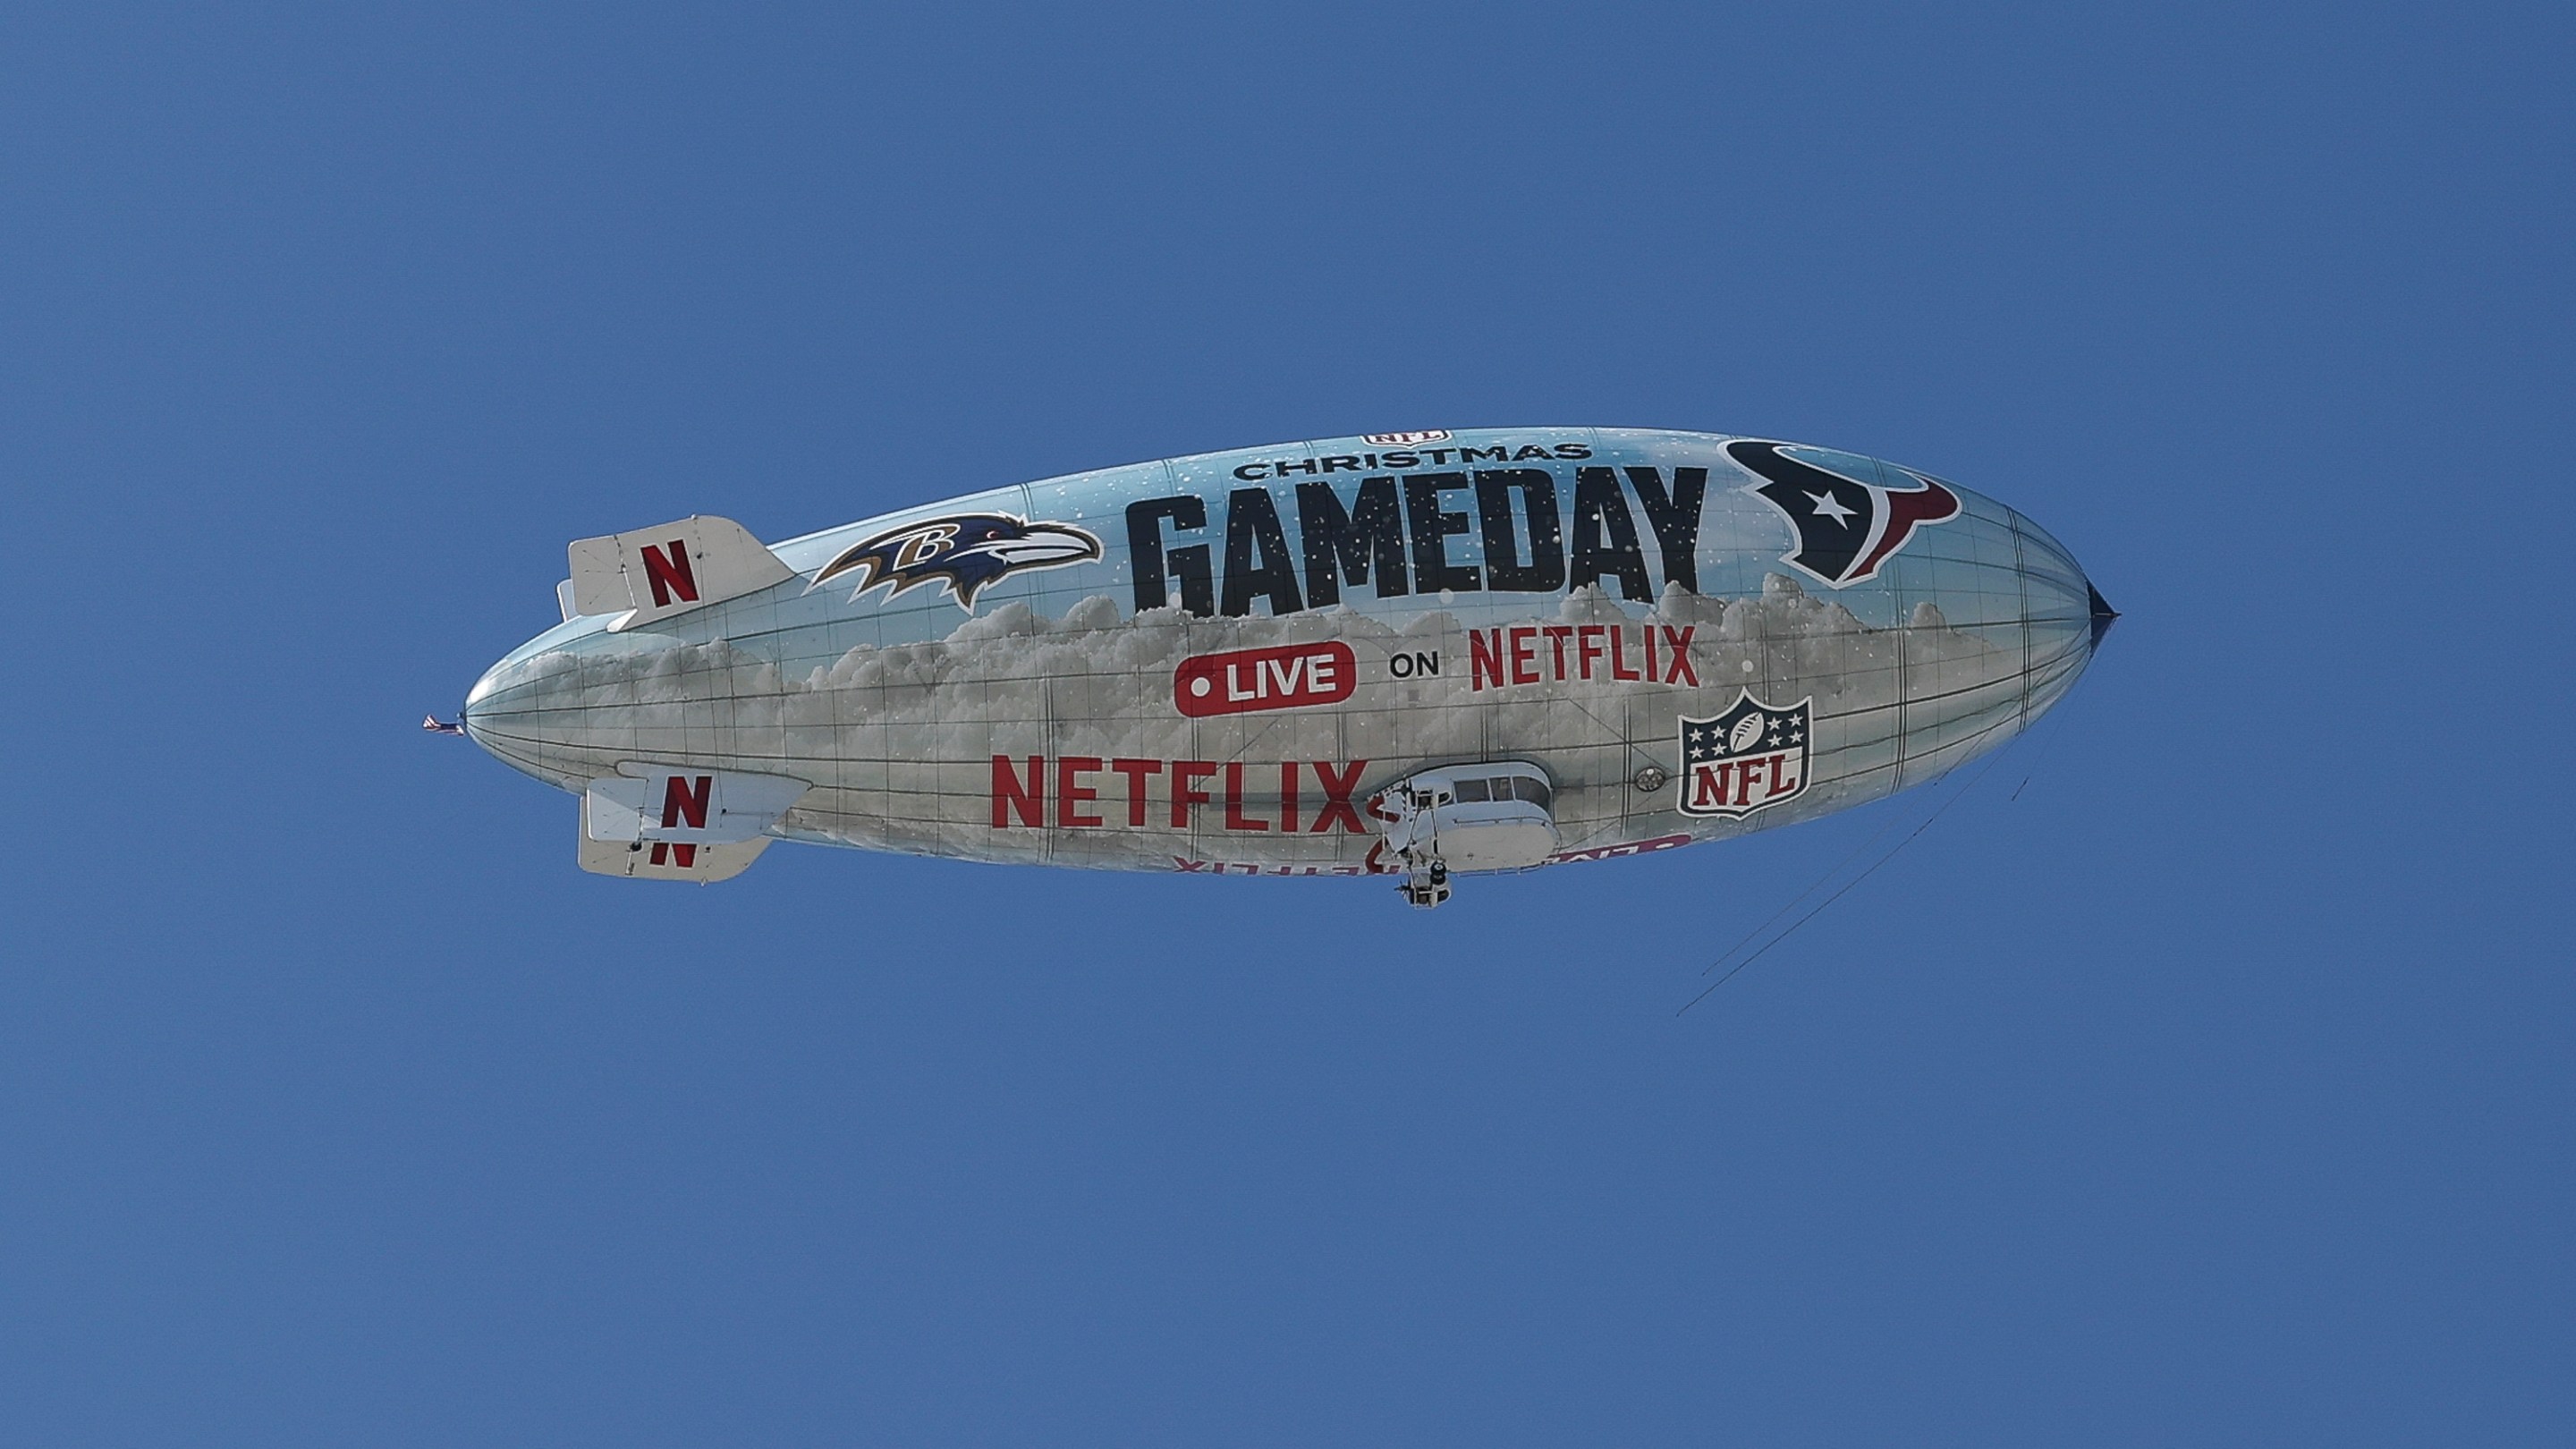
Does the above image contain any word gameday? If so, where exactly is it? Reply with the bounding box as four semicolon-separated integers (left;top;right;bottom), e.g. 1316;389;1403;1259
1123;462;1712;619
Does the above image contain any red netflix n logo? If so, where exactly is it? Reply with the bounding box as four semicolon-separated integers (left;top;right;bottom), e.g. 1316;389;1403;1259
639;540;699;607
661;775;712;830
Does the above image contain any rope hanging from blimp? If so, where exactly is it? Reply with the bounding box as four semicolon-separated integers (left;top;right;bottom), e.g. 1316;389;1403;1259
1674;735;2019;1017
2006;699;2076;803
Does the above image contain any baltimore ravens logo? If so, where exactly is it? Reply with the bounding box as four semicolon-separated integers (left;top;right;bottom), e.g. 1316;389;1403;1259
813;513;1102;607
1726;440;1962;589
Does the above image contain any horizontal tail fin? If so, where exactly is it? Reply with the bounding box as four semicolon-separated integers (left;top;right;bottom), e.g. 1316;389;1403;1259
576;767;810;883
576;796;773;882
565;515;795;631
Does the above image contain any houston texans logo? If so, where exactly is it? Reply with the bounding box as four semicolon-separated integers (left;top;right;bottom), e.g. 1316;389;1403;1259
1726;440;1962;589
814;513;1102;607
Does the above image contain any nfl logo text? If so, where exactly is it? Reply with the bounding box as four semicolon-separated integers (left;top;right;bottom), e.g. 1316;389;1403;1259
1678;693;1812;818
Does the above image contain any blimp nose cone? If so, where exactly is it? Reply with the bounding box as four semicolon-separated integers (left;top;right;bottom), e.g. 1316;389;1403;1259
1946;496;2111;720
2088;581;2119;650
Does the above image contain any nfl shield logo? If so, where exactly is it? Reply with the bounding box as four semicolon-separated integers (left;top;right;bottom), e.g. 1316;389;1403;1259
1678;693;1812;818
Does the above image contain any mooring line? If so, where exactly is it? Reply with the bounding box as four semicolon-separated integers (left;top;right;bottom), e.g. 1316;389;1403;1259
1674;748;2011;1017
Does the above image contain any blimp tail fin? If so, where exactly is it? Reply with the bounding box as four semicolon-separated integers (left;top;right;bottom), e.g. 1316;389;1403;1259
575;793;775;883
564;515;795;631
573;767;810;883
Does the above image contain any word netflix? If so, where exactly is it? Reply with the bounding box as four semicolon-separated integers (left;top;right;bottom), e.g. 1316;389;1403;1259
992;758;1372;834
1467;623;1699;691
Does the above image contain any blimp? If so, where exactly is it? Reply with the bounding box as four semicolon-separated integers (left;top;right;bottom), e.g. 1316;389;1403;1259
445;428;2113;906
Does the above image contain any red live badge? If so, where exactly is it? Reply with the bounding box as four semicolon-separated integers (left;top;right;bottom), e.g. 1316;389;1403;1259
1174;642;1358;718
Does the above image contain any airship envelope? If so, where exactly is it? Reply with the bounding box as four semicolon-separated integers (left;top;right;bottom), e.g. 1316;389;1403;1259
456;428;2112;907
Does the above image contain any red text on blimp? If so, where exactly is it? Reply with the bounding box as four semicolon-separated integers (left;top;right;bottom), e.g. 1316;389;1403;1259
993;758;1371;833
1174;642;1358;718
1468;624;1699;691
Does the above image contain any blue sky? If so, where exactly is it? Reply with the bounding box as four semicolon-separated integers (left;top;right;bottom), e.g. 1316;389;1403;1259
4;4;2570;1445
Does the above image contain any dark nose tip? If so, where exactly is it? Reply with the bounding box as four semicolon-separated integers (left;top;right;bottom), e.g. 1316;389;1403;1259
2088;582;2120;651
